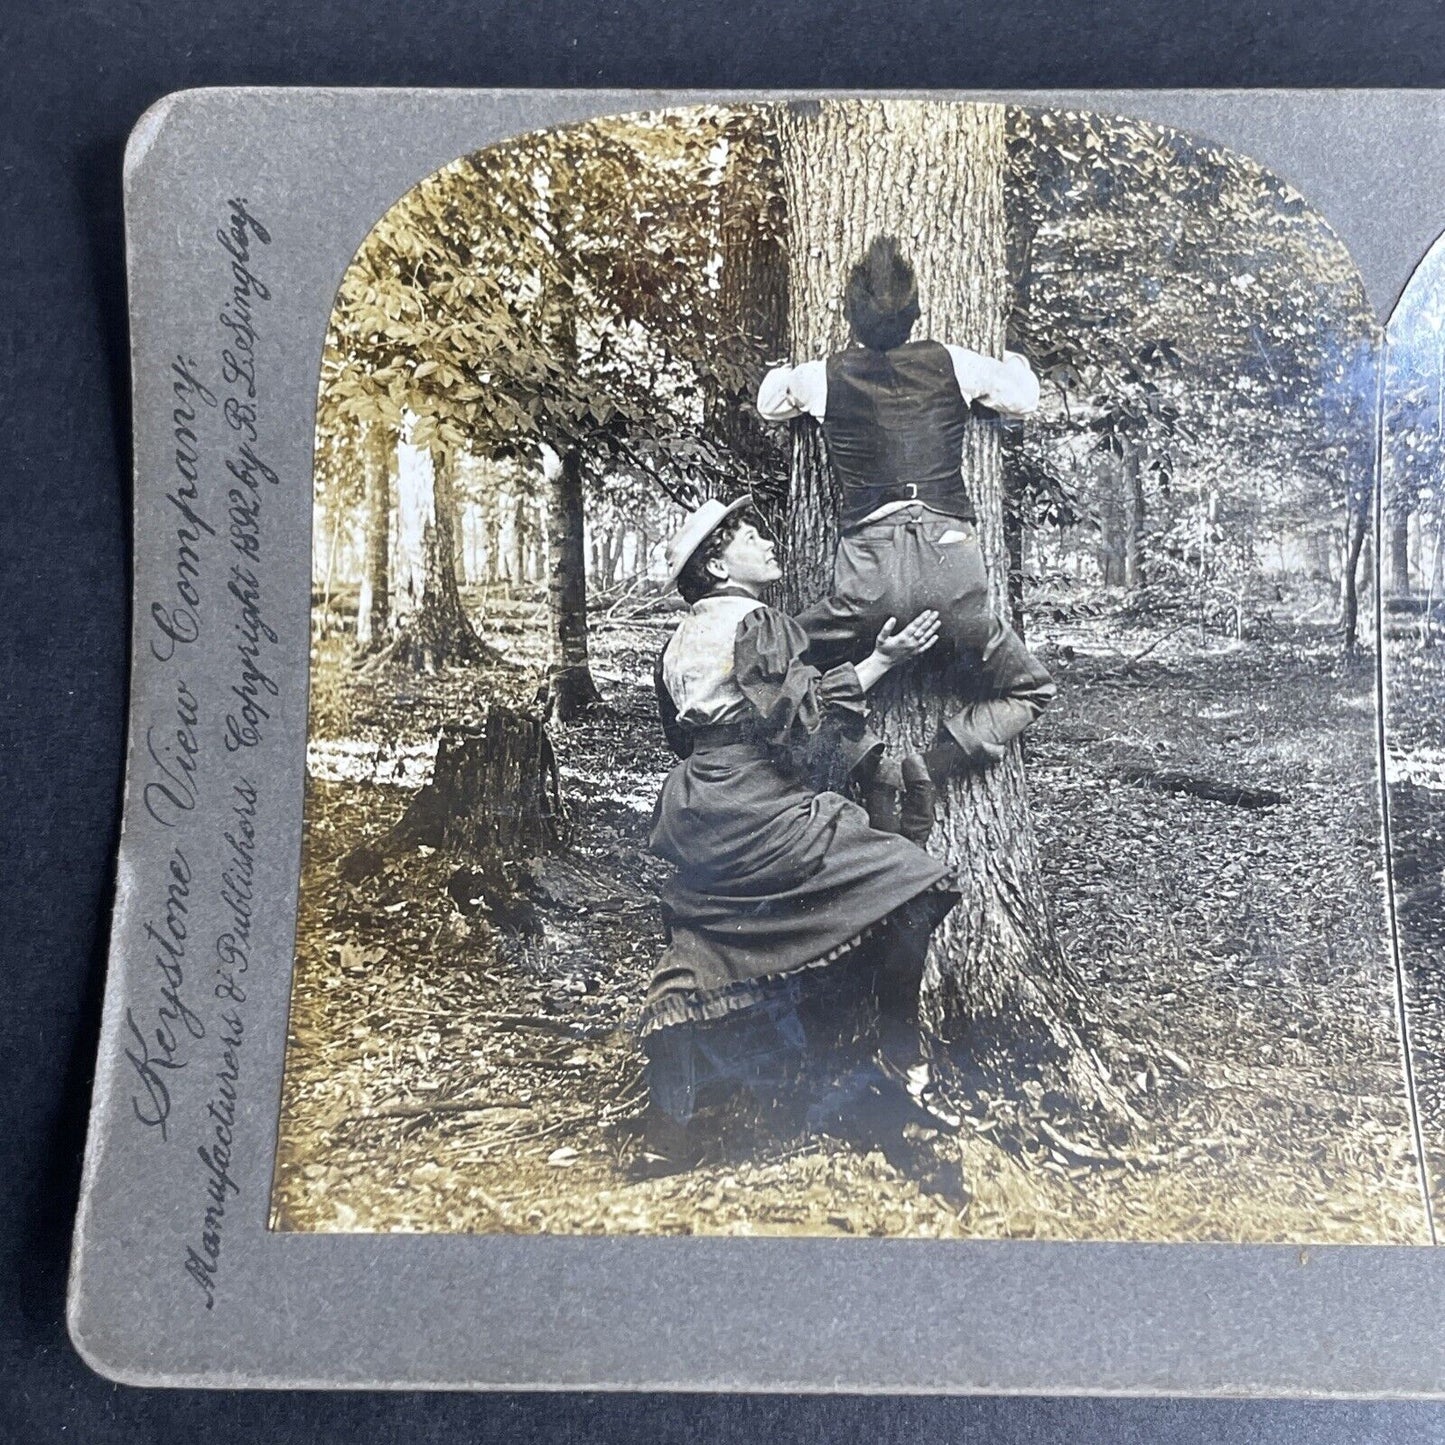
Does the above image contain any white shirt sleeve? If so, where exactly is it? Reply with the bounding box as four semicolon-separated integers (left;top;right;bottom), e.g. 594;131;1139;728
944;344;1041;417
756;360;829;421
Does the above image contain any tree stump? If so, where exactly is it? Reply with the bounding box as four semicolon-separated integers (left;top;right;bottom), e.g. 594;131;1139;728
403;711;569;856
339;706;570;894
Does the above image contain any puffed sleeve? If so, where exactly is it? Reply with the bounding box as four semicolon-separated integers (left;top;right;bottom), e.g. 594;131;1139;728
653;649;691;759
734;608;876;781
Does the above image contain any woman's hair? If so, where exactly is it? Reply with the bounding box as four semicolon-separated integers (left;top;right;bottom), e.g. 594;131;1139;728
845;234;921;352
676;513;747;605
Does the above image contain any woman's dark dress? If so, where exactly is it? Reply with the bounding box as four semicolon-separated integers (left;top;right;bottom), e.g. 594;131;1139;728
640;593;957;1119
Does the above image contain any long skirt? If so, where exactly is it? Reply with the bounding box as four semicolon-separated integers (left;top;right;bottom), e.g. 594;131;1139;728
642;736;958;1120
642;888;951;1126
645;738;955;1030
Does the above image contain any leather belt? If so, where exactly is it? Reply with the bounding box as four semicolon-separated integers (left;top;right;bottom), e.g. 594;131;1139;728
687;722;756;750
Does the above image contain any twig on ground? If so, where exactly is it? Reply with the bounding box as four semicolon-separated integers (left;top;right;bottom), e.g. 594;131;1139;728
1114;763;1288;809
602;576;643;620
358;1098;531;1123
1037;1119;1132;1166
469;1011;587;1037
594;616;677;631
1124;622;1192;668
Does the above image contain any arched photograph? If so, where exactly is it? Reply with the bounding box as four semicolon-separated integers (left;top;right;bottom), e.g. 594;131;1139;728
269;99;1426;1243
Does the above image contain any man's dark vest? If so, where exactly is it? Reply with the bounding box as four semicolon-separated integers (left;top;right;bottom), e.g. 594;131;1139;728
823;339;976;533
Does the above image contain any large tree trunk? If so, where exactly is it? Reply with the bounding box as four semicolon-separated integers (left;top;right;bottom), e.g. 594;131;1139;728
604;521;624;587
496;489;525;586
775;98;1126;1118
1425;523;1445;647
526;497;546;584
355;419;393;653
711;111;790;525
547;447;605;720
317;506;342;637
477;507;496;584
451;489;468;588
1003;464;1028;642
372;424;502;672
464;503;483;584
1095;462;1125;587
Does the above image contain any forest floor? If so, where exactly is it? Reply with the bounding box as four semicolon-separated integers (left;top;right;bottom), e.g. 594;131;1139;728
272;588;1431;1243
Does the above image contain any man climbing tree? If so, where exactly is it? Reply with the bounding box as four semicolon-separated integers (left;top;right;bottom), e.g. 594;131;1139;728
765;98;1129;1121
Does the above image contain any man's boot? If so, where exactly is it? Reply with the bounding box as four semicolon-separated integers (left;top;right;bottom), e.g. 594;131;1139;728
898;753;936;846
861;756;903;834
921;716;1010;783
920;734;966;785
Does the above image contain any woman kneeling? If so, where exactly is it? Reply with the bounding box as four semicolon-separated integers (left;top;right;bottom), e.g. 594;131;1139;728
639;494;961;1175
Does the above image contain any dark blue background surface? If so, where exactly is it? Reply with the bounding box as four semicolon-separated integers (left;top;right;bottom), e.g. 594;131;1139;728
6;1;1445;1438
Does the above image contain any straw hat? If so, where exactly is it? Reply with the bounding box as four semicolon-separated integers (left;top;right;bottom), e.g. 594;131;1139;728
664;494;753;587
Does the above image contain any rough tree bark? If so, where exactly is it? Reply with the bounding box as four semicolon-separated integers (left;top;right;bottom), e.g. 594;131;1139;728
711;110;789;525
463;503;483;584
603;520;624;587
371;425;503;672
504;490;527;585
1003;465;1028;642
775;98;1127;1118
1095;462;1125;587
355;419;393;653
547;447;605;720
317;508;342;635
389;714;566;857
1426;524;1445;647
477;508;496;584
526;497;546;584
338;709;570;936
451;487;468;588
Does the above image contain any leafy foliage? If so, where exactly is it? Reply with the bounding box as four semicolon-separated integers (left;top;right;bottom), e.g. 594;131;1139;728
1006;108;1379;629
316;106;786;512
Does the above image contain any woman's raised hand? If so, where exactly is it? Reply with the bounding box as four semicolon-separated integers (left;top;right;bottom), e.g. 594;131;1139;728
873;610;942;665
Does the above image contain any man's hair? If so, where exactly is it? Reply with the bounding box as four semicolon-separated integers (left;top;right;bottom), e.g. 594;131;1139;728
845;235;922;352
676;512;748;605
